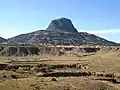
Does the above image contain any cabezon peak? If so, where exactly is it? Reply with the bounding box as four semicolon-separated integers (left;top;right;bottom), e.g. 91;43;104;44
46;17;78;33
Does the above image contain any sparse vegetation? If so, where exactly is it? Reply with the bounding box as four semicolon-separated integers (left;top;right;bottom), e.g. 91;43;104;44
0;45;120;90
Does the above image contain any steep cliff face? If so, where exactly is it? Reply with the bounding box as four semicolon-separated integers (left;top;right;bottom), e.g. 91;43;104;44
0;45;99;56
46;18;78;33
0;46;39;56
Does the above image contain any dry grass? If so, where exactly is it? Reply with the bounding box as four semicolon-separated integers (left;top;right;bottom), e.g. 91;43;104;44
79;50;120;73
0;77;118;90
0;46;120;90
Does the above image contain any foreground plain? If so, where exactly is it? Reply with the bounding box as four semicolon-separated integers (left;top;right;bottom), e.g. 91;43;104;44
0;46;120;90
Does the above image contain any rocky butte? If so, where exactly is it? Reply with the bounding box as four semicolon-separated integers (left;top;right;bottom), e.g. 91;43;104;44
7;17;118;45
46;18;78;33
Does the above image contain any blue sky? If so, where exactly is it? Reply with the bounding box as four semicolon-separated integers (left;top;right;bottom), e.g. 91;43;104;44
0;0;120;42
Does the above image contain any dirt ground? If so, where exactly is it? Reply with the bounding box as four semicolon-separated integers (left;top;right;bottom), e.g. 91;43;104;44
0;46;120;90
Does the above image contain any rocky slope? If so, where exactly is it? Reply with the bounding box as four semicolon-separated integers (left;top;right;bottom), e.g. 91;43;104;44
7;18;118;45
0;37;7;43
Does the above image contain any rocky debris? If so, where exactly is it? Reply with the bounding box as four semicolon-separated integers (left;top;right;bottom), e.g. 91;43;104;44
5;64;19;71
36;71;92;77
0;64;7;70
1;62;120;83
0;74;17;79
4;63;88;74
51;77;57;81
36;72;44;77
35;71;120;83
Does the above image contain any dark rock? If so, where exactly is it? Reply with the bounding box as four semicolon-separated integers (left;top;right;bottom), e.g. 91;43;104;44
0;64;7;70
46;18;78;33
0;37;7;43
51;78;57;81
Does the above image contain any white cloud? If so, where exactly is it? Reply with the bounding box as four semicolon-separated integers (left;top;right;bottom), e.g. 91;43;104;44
78;29;120;43
79;29;120;34
0;29;21;39
0;27;38;39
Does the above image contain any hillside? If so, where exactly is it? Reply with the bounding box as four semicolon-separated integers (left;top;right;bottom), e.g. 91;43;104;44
0;37;7;43
7;18;118;45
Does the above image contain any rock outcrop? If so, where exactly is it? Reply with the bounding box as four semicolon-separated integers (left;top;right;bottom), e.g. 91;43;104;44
46;18;78;33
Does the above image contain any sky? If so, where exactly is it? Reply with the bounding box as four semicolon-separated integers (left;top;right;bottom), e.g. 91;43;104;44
0;0;120;42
